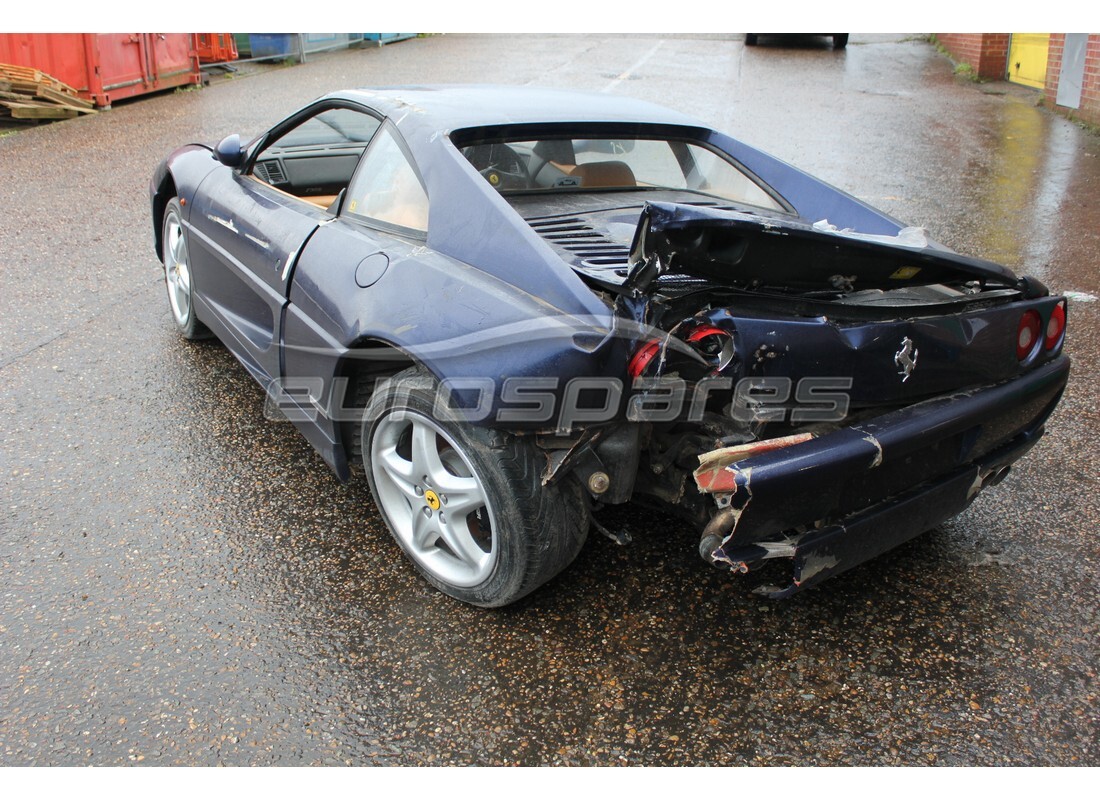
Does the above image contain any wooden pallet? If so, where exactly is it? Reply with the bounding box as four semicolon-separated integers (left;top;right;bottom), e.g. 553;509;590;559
36;85;94;110
0;63;78;93
1;100;78;120
0;62;95;122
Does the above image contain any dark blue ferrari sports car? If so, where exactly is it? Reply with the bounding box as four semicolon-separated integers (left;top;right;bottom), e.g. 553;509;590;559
151;86;1069;606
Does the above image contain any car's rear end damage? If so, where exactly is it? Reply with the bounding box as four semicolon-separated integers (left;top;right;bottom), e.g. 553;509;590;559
518;198;1070;596
692;356;1068;596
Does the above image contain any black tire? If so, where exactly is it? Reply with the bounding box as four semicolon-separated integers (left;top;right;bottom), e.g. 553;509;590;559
833;34;849;49
745;33;758;46
161;197;211;340
361;367;590;607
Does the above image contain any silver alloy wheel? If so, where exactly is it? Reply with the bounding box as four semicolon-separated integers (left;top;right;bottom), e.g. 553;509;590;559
370;409;498;587
163;210;192;326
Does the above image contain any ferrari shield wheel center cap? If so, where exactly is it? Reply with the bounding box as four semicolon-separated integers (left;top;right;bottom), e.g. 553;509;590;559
424;490;441;510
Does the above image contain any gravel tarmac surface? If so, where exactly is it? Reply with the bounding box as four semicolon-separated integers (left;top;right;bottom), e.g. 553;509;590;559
0;33;1097;766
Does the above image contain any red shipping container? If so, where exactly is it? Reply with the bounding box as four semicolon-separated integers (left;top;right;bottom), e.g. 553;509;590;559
0;33;200;108
194;33;239;64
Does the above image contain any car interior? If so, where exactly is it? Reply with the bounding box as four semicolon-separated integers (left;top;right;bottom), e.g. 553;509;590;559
250;107;381;211
459;135;785;212
462;140;640;192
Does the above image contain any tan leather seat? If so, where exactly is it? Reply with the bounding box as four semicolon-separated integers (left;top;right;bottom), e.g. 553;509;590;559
570;161;636;187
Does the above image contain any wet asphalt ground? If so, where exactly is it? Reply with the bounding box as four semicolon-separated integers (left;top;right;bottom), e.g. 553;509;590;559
0;33;1097;766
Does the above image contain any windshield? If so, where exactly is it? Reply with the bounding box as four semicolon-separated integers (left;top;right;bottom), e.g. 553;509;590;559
460;136;786;211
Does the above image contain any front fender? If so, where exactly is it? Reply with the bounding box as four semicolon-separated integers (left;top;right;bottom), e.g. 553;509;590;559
150;144;219;260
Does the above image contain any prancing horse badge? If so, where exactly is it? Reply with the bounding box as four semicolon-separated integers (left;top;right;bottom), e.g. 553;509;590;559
894;336;918;382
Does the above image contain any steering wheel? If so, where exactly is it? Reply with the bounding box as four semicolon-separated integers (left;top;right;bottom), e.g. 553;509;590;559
465;144;530;190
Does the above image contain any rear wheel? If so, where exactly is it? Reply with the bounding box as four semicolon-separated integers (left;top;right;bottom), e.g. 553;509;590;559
833;34;849;49
745;33;758;46
362;367;589;607
161;198;210;340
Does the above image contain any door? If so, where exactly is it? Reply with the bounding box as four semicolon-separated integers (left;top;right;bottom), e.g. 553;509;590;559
91;34;197;104
185;102;382;382
1008;33;1050;90
187;172;329;382
93;34;148;95
147;33;198;84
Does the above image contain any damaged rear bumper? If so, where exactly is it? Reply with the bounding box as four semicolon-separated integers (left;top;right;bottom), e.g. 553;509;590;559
696;355;1070;597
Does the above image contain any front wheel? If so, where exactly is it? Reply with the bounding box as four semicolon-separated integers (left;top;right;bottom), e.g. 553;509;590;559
832;34;849;49
161;198;210;340
362;367;589;607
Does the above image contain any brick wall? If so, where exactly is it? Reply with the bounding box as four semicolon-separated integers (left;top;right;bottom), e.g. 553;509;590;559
1044;34;1100;127
1046;34;1065;109
1088;35;1100;126
939;33;1100;127
936;33;1011;78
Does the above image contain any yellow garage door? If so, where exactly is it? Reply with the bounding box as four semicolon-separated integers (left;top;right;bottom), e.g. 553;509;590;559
1009;33;1050;89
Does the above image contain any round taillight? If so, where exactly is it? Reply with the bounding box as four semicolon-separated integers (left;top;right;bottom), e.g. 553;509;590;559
1017;310;1042;361
628;339;662;379
1044;301;1066;350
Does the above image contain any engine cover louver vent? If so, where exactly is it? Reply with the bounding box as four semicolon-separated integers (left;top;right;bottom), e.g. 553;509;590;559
524;206;739;294
527;216;632;271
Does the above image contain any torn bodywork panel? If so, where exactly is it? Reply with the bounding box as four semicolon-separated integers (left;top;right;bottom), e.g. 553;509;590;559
623;201;1030;297
693;432;815;493
692;356;1069;597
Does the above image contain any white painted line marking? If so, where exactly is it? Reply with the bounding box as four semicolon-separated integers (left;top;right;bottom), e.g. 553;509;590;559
601;41;664;93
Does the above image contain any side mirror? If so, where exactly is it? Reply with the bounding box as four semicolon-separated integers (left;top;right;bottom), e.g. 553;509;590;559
214;134;245;168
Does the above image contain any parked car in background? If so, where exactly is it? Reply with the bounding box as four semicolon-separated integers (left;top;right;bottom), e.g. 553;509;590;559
745;33;849;48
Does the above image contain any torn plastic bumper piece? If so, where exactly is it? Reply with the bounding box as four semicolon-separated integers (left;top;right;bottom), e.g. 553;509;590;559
715;458;1007;598
696;355;1070;597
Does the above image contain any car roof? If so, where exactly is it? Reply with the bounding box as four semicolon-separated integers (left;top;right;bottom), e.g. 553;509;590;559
330;85;706;132
307;87;716;318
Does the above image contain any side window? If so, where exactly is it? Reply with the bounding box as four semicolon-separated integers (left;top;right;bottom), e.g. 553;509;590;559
682;146;784;210
251;107;381;206
268;107;380;149
344;125;429;234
